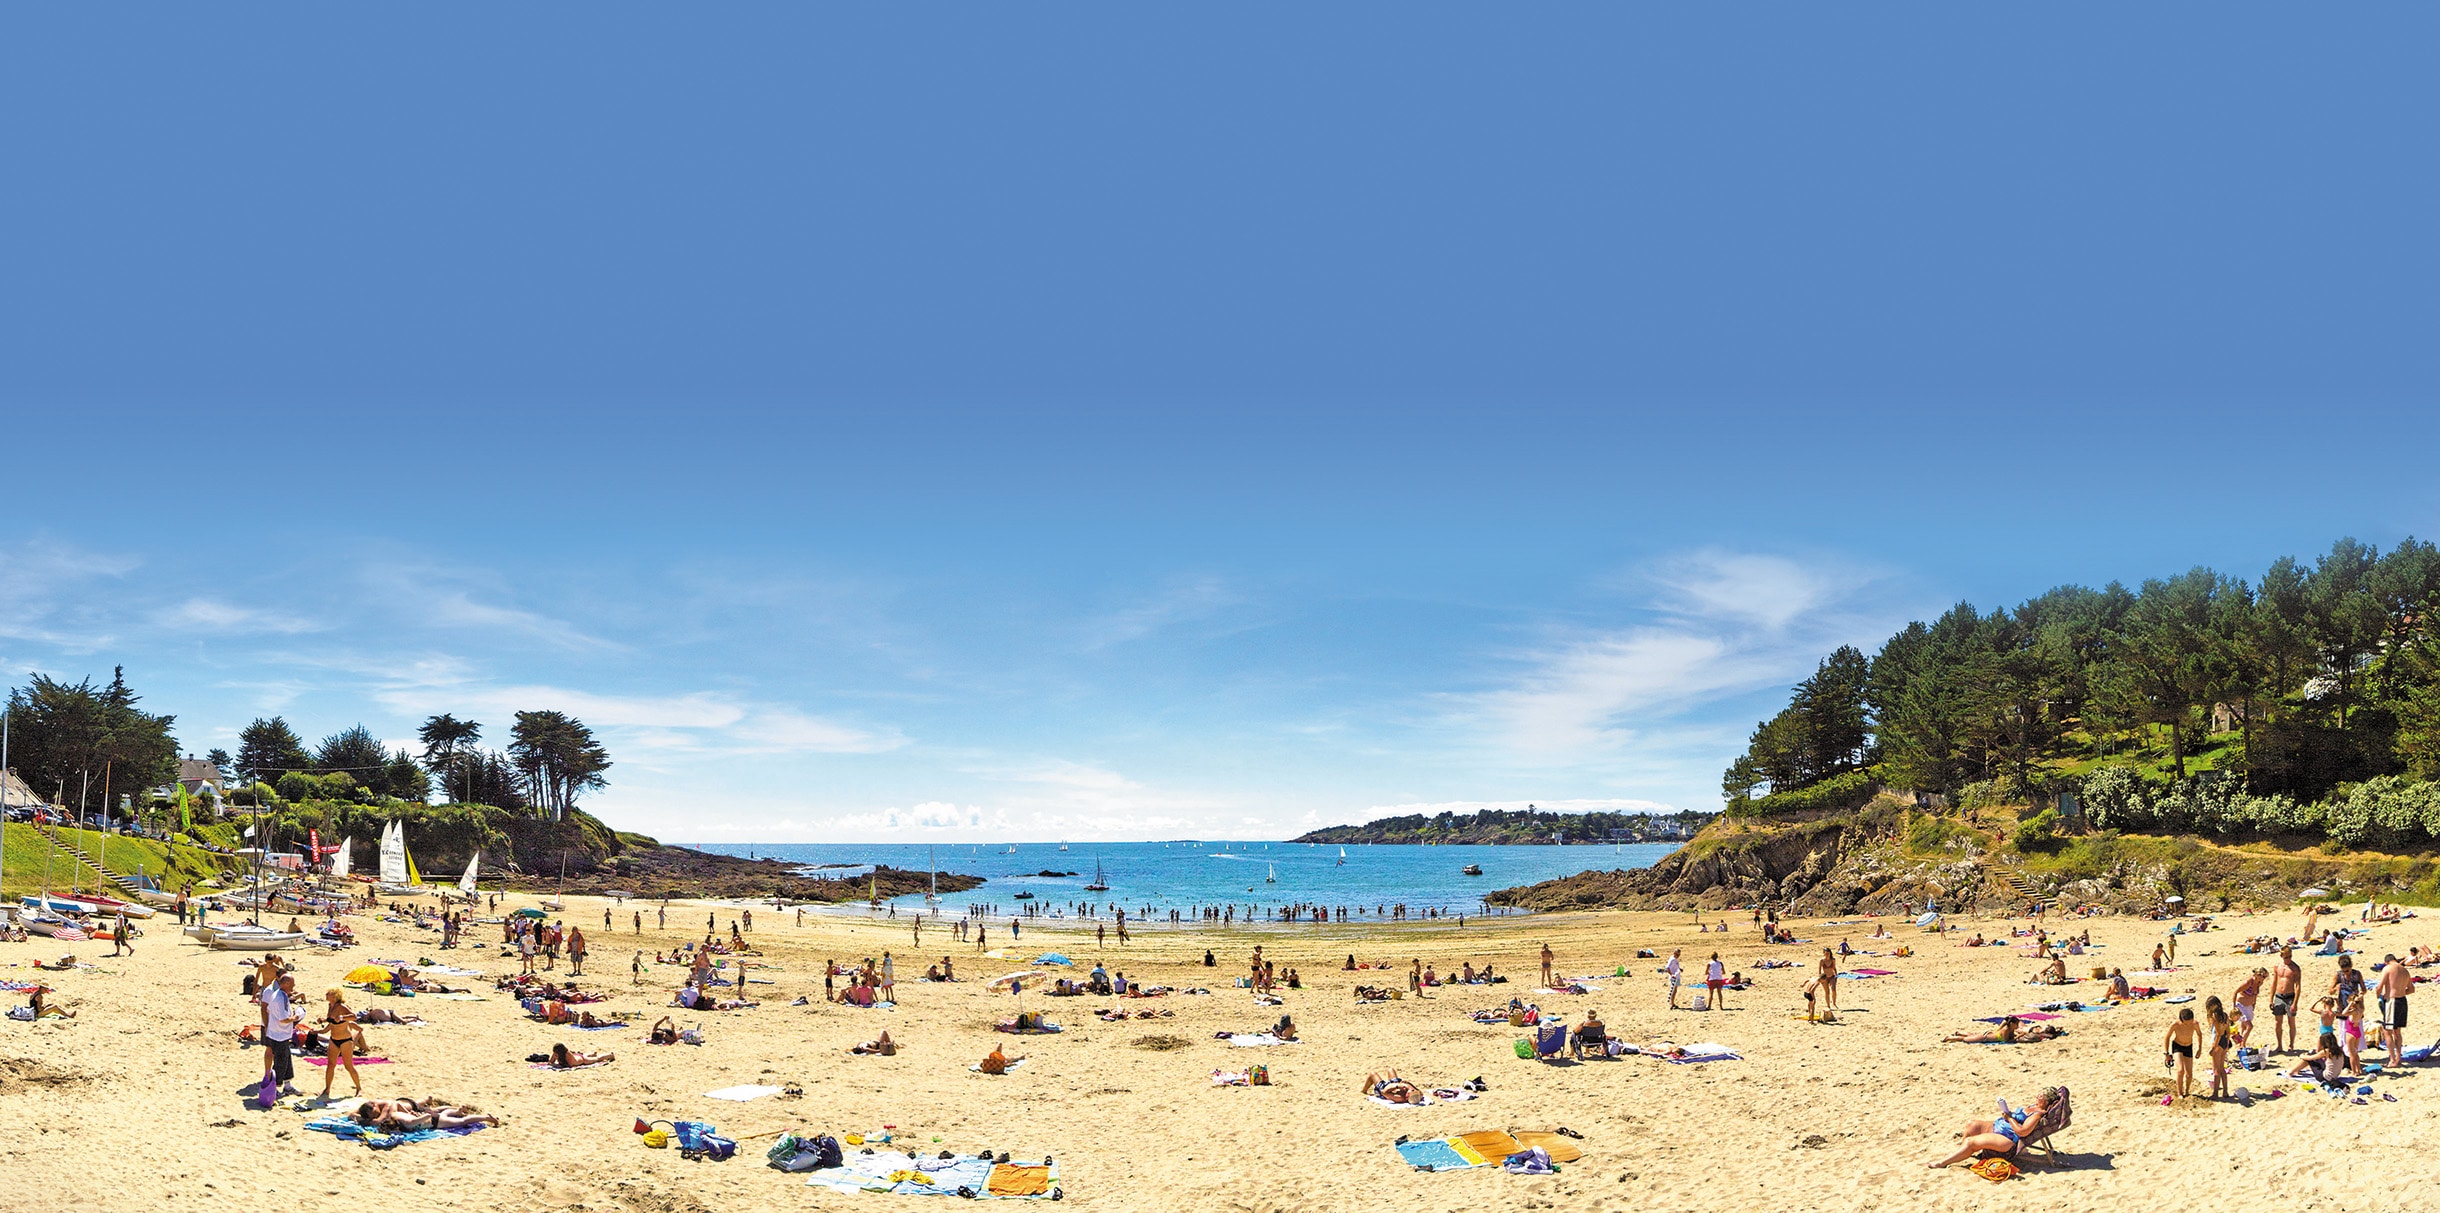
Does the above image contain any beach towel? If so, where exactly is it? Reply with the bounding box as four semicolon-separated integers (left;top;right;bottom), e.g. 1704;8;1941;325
987;1164;1054;1197
1663;1043;1741;1064
1227;1033;1298;1047
1977;1013;2062;1023
704;1084;786;1101
969;1057;1029;1073
996;1021;1063;1034
1395;1139;1475;1171
304;1056;391;1065
1847;968;1898;977
568;1021;625;1031
304;1118;485;1150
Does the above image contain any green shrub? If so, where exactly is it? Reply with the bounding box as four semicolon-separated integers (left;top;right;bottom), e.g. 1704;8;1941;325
1726;769;1878;819
2012;808;2062;851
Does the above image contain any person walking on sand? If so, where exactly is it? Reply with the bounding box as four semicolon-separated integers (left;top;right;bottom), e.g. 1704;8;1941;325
657;905;665;930
1540;943;1555;988
568;926;587;976
109;909;131;956
2376;953;2413;1067
634;911;642;935
2270;946;2303;1053
632;951;644;986
1816;948;1841;1022
1664;949;1683;1010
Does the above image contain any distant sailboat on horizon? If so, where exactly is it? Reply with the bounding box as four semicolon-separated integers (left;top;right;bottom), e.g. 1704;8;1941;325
1337;846;1346;866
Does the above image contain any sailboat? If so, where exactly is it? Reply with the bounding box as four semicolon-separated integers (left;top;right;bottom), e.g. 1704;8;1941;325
377;821;414;891
1059;842;1069;852
459;850;481;901
1265;863;1277;884
1083;855;1108;892
1337;846;1346;866
329;836;352;882
1003;844;1017;855
925;846;942;904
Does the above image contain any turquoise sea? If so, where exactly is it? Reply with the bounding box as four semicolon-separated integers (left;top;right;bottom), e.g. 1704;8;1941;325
688;840;1676;918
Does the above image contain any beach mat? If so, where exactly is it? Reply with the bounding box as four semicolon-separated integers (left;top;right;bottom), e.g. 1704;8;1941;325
987;1164;1054;1197
1455;1130;1523;1161
1510;1131;1583;1163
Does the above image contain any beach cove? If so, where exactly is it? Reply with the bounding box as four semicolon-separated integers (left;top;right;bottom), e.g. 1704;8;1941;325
6;891;2432;1212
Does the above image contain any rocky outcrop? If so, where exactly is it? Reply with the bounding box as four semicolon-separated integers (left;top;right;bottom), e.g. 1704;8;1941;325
1487;816;1871;911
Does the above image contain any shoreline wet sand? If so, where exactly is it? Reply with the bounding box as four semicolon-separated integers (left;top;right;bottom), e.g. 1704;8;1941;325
5;893;2431;1212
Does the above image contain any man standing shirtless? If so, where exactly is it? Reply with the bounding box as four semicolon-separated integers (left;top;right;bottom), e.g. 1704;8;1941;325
2269;945;2303;1054
2376;953;2413;1068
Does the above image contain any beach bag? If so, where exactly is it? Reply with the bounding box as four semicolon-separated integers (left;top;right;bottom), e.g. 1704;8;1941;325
1249;1064;1270;1086
1690;994;1709;1011
641;1119;675;1148
1513;1038;1534;1059
1968;1157;2017;1182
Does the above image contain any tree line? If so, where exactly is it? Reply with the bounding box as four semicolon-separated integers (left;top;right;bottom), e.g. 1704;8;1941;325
0;666;612;824
1722;536;2440;836
234;710;609;820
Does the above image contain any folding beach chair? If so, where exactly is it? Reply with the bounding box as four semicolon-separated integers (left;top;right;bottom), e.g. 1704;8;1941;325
2015;1086;2071;1167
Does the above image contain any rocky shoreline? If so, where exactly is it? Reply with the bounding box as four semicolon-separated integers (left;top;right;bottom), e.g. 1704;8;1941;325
499;844;986;903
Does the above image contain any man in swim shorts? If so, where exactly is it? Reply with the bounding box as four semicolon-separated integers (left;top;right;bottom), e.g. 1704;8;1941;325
2376;953;2413;1067
2232;968;2264;1047
2269;946;2302;1054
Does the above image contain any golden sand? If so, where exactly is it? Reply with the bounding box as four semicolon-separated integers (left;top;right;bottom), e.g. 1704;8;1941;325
3;895;2431;1212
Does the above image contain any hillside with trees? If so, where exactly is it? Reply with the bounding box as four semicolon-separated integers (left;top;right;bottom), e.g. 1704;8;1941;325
1717;536;2440;851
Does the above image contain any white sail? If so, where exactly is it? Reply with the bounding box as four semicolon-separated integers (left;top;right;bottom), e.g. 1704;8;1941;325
330;837;351;881
378;821;408;886
460;849;480;895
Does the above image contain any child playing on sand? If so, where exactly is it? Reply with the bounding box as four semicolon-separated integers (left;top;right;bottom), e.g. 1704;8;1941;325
2204;996;2233;1099
2163;1007;2203;1100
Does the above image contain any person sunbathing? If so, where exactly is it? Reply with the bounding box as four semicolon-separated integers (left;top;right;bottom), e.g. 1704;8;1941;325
851;1031;897;1055
357;1097;499;1132
548;1043;614;1069
2032;956;2070;985
979;1044;1020;1074
1926;1088;2053;1168
1362;1071;1425;1105
355;1007;421;1025
1946;1017;2021;1044
648;1016;680;1045
1572;1010;1610;1058
27;987;73;1019
574;1010;617;1028
1271;1014;1298;1041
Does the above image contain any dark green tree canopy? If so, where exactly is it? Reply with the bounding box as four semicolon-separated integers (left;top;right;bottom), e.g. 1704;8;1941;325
5;667;179;807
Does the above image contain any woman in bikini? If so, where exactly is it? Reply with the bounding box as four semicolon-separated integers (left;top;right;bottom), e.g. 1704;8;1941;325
318;988;365;1101
2164;1007;2204;1099
548;1043;615;1069
1362;1071;1425;1105
2204;996;2234;1099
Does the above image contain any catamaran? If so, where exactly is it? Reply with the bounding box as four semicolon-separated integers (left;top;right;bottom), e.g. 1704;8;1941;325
1083;855;1108;892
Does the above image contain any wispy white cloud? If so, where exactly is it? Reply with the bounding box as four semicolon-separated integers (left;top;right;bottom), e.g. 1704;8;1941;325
154;597;323;635
1465;549;1905;765
360;564;622;652
1079;575;1243;650
372;682;904;756
0;539;141;650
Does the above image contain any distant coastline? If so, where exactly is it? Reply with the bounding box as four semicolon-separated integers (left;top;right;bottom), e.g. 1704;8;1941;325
1292;807;1714;847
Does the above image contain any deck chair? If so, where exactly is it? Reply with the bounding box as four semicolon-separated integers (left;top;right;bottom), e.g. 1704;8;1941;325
1533;1021;1569;1060
2015;1086;2071;1166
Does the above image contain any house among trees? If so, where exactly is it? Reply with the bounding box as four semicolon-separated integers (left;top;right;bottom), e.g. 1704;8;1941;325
177;754;226;796
2;768;61;813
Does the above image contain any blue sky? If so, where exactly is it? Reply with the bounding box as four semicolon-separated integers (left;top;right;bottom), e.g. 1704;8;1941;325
3;9;2435;840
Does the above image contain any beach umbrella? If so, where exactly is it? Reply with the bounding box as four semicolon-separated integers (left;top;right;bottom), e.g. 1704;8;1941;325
343;963;395;985
1035;952;1074;966
512;907;547;919
2300;888;2328;899
1914;912;1940;927
987;970;1046;989
2164;895;2184;903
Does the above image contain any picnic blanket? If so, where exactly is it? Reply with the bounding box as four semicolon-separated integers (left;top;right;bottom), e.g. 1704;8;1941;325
1394;1129;1563;1171
304;1117;485;1150
1227;1033;1301;1047
802;1152;1058;1198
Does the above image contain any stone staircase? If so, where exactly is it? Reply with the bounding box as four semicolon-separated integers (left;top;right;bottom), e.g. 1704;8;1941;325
39;824;148;894
1986;863;2040;905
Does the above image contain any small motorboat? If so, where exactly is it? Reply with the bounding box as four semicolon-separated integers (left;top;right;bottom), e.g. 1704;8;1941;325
1461;864;1484;876
1013;891;1035;900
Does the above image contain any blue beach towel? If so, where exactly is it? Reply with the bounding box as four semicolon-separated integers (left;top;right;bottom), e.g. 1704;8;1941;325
1395;1139;1474;1171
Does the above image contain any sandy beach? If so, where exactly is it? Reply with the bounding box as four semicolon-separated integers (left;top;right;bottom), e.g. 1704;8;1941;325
3;896;2432;1213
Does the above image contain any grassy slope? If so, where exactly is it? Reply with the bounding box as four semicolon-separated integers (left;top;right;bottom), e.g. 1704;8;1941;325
0;824;237;898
